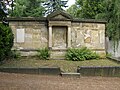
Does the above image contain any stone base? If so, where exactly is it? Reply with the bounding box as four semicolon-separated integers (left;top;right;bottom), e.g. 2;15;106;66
61;73;80;78
19;50;67;60
50;50;67;60
20;51;37;56
0;67;61;75
17;49;106;59
96;51;106;58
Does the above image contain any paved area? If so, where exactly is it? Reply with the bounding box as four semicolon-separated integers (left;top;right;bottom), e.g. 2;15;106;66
0;72;120;90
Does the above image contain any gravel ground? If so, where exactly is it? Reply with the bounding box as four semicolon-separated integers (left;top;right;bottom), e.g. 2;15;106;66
0;72;120;90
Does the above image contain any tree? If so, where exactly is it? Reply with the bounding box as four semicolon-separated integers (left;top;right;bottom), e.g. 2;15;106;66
44;0;68;15
94;0;120;49
10;0;68;17
25;0;45;17
67;0;104;19
0;0;8;24
0;0;14;61
67;0;120;49
66;4;78;17
10;0;45;17
101;0;120;48
0;23;14;61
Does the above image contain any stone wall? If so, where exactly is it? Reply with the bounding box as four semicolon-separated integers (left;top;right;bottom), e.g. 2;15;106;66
71;22;106;57
52;26;67;49
8;17;106;58
77;66;120;77
9;20;48;50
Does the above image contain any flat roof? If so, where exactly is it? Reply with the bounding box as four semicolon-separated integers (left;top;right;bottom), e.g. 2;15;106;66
7;17;107;24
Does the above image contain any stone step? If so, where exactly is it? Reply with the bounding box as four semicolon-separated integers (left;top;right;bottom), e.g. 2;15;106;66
50;50;66;60
61;73;81;78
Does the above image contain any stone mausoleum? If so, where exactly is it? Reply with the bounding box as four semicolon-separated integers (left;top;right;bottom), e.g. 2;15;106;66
8;10;106;59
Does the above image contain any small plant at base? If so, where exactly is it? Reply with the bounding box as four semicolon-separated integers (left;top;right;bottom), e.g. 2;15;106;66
66;47;100;61
106;53;112;58
37;48;50;60
7;49;21;59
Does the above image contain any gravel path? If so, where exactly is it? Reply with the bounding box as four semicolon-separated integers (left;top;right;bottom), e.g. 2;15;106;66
0;72;120;90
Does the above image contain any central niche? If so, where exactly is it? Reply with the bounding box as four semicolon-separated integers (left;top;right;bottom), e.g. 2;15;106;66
52;26;67;49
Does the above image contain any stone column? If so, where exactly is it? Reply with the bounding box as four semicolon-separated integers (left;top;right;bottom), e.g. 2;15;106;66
67;26;71;48
49;26;52;48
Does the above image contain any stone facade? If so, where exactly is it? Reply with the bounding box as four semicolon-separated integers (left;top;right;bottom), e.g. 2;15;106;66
8;10;106;58
10;21;48;50
71;22;106;57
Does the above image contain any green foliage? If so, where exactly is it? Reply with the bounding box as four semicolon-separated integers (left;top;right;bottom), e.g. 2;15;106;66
0;0;7;17
67;0;120;49
67;0;104;19
95;0;120;50
66;5;78;17
37;48;50;60
44;0;68;15
7;49;21;59
10;0;45;17
0;23;14;61
9;0;68;17
104;0;120;47
0;1;5;20
106;53;112;58
0;0;9;24
66;47;100;61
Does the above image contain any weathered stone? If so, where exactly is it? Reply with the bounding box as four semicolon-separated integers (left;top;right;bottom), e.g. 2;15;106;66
49;21;71;27
84;30;91;43
97;51;106;58
61;73;80;78
82;23;98;29
52;26;67;48
84;37;91;43
38;67;61;75
91;31;99;42
98;24;105;30
72;23;80;26
53;15;68;20
50;50;66;60
71;27;84;48
9;10;106;58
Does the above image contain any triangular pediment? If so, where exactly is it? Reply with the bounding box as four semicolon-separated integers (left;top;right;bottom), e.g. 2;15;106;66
53;14;69;19
47;10;73;21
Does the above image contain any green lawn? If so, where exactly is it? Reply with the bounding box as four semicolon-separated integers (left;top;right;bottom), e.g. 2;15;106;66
0;57;119;72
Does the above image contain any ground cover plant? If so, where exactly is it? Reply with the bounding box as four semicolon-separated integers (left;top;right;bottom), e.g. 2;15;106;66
66;47;100;61
0;57;119;72
37;48;50;60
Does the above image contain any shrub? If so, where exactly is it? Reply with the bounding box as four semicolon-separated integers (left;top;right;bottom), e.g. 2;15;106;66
7;49;21;59
37;48;50;60
66;47;100;61
0;23;14;61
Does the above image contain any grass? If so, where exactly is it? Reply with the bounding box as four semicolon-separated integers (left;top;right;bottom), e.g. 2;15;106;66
0;57;120;72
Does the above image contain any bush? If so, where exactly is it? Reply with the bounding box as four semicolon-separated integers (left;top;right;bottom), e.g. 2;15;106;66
0;23;14;61
66;47;100;61
37;48;50;60
7;49;21;59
